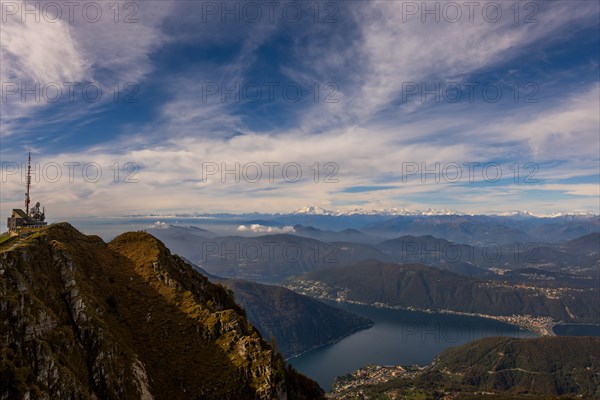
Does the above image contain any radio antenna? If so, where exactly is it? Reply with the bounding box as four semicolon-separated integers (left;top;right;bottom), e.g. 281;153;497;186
25;151;31;215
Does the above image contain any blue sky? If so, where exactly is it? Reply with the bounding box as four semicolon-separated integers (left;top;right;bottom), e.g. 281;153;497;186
1;0;599;220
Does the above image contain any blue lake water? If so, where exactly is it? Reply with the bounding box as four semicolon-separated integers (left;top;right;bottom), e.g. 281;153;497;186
289;302;536;391
553;323;600;336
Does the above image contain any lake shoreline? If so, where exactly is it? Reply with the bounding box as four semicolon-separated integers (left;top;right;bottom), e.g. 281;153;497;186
288;301;537;390
302;297;555;337
285;320;375;361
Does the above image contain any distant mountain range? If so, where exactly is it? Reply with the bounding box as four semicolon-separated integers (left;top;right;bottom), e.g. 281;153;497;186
362;214;600;243
331;336;600;399
148;227;390;283
291;224;385;244
133;210;599;240
149;225;599;283
293;206;598;218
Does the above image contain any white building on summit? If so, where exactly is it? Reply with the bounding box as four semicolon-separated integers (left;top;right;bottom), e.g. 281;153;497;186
7;153;47;237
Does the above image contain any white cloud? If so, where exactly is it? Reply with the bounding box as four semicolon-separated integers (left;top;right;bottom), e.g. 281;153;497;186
237;224;294;233
0;0;90;133
348;0;599;122
0;0;173;136
533;183;600;197
1;1;598;221
501;84;600;159
0;2;88;83
68;0;172;83
276;0;600;132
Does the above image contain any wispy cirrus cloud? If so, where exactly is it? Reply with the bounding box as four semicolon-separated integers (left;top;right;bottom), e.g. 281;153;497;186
0;0;173;137
1;0;598;222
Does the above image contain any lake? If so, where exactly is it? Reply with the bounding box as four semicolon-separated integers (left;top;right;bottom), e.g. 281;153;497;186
289;302;536;391
553;323;600;336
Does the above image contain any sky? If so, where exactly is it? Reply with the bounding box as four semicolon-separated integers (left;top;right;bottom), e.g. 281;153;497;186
1;0;599;222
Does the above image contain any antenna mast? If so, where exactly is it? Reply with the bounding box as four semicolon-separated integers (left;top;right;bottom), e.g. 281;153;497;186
25;151;31;215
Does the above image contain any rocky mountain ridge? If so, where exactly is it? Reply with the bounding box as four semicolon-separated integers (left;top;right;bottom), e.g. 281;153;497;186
0;223;324;399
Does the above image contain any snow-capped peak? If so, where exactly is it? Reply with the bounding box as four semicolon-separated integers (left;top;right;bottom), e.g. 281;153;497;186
292;206;463;216
293;206;337;215
292;206;597;218
493;210;598;218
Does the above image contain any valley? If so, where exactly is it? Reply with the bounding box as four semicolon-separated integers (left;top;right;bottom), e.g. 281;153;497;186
145;216;599;343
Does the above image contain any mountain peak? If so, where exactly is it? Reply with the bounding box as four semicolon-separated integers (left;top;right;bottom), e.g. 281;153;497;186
293;206;336;215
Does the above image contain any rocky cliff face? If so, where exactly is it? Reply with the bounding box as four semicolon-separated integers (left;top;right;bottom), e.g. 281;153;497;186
0;223;324;400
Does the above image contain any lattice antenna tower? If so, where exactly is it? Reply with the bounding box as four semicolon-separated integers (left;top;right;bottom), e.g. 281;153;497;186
25;151;31;215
